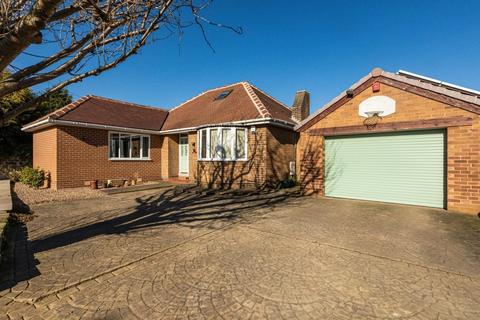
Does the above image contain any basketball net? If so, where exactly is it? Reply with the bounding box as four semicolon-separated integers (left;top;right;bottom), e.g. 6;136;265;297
363;112;382;130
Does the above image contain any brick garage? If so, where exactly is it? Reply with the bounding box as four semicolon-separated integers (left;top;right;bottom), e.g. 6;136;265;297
296;68;480;215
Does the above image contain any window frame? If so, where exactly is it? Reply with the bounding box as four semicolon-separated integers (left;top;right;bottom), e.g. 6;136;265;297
214;89;233;100
108;131;151;161
197;127;248;162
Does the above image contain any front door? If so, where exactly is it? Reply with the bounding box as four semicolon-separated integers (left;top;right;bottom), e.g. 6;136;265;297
179;134;189;177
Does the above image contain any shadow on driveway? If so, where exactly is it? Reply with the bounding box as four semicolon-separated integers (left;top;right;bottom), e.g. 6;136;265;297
0;187;300;291
31;188;302;253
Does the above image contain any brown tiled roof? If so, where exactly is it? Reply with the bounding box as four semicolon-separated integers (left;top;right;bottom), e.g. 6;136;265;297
25;96;168;131
24;82;294;132
24;95;92;126
61;96;168;130
250;86;293;123
161;82;294;131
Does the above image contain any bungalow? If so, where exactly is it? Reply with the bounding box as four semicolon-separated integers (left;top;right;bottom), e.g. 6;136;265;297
22;82;309;190
296;68;480;215
22;68;480;215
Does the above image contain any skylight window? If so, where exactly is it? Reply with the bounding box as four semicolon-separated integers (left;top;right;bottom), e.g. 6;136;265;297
215;89;233;100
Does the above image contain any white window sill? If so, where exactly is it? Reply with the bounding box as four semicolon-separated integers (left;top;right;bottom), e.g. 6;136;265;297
109;158;152;161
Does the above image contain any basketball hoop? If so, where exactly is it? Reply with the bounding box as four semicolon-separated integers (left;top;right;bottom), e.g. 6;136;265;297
363;111;383;129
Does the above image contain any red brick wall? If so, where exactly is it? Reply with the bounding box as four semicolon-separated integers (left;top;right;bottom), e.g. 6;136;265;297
447;123;480;214
297;83;480;215
31;124;297;192
33;127;58;188
296;134;324;194
188;132;197;181
167;135;179;178
266;126;297;184
160;135;170;179
55;126;162;188
196;125;297;189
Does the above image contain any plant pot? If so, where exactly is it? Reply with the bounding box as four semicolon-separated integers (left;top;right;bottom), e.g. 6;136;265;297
90;180;98;189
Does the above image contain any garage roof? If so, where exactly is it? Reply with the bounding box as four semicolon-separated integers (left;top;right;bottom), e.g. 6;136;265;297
295;68;480;131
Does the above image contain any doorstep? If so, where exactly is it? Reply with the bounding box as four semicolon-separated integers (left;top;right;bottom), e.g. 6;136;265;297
100;181;174;195
165;177;194;185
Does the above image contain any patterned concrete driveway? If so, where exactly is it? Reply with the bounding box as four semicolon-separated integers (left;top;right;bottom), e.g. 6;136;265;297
1;187;479;319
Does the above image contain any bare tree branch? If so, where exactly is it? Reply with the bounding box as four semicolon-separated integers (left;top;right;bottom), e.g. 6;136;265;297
0;0;243;126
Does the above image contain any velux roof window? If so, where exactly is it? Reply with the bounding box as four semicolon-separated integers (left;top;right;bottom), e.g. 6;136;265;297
214;89;233;100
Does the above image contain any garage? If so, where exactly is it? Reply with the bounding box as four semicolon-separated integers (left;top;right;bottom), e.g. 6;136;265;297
295;68;480;215
324;130;445;208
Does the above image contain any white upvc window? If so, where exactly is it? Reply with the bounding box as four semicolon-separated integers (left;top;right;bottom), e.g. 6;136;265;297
109;132;150;160
198;127;248;161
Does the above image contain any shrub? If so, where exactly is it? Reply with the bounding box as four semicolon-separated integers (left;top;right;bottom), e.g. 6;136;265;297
276;177;297;189
8;169;21;182
19;167;45;188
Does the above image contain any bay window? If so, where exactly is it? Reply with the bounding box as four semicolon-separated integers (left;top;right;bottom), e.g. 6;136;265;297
198;127;247;161
109;132;150;160
200;130;207;159
235;129;246;159
210;128;218;158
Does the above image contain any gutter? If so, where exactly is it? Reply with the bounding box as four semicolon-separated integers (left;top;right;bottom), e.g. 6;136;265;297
22;117;296;134
22;118;161;135
194;118;296;130
21;118;52;132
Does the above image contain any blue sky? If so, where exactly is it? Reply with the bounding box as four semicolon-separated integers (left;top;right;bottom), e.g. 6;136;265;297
14;0;480;113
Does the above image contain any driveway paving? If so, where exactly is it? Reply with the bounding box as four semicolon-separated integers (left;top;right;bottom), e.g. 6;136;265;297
1;188;479;319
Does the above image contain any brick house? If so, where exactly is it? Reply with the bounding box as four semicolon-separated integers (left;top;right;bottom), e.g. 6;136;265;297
23;82;308;190
296;68;480;215
23;69;479;215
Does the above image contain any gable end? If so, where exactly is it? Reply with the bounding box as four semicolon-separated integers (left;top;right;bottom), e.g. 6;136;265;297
297;73;480;132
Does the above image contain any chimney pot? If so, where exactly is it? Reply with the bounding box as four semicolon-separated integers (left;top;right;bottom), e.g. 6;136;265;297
291;90;310;122
371;67;383;77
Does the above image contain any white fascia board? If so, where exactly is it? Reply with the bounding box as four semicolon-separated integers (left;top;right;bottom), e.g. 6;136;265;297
158;118;295;134
157;127;198;134
53;120;161;134
23;119;161;135
22;117;295;134
21;118;51;132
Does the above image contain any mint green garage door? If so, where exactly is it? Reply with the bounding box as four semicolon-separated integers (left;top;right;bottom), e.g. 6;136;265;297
325;130;445;208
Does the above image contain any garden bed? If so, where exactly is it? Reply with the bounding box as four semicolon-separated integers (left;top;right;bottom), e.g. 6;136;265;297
12;182;105;206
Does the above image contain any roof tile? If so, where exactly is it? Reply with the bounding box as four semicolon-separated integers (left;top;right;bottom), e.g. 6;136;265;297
24;82;295;132
161;82;294;130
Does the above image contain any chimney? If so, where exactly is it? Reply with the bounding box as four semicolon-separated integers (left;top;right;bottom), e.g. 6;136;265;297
291;90;310;122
